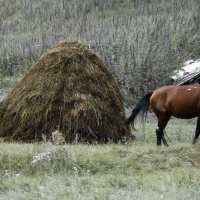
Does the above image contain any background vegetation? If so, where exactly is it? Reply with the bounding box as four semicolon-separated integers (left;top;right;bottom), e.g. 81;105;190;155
1;0;200;105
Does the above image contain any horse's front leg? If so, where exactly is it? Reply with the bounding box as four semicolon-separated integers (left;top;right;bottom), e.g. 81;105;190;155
193;116;200;144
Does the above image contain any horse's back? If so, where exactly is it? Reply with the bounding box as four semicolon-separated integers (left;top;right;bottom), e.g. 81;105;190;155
150;84;200;118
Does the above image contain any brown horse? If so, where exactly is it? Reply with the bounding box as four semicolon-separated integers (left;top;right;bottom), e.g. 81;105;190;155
127;84;200;146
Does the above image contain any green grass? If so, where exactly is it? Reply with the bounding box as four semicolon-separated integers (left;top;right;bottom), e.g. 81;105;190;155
0;116;200;199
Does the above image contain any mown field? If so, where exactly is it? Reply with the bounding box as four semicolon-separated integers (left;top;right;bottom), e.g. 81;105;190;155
0;111;200;200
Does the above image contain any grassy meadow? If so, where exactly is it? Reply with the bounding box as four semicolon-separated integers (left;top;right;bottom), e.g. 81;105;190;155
0;113;200;200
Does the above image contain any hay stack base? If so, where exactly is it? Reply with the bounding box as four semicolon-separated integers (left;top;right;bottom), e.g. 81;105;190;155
0;41;133;143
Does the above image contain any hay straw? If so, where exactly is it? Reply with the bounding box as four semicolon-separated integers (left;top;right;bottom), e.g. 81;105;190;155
0;41;133;143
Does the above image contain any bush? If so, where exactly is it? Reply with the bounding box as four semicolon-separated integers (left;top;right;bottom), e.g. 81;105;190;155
1;0;200;105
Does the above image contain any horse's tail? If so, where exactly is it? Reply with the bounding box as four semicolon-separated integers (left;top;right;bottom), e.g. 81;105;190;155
127;91;153;129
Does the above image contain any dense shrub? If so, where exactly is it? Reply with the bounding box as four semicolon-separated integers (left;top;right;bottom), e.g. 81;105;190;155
1;0;200;105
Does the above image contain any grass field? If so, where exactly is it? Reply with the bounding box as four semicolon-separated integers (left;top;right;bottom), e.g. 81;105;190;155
0;114;200;200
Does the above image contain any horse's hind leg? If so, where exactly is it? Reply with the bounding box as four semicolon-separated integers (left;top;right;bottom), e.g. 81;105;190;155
156;128;164;146
156;113;171;146
156;128;169;146
193;117;200;144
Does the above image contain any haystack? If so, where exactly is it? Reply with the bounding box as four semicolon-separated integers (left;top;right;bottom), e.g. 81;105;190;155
0;41;133;143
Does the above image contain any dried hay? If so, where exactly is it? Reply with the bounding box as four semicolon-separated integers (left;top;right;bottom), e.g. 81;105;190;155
0;41;133;143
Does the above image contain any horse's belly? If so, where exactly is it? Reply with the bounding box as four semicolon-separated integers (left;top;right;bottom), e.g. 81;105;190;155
172;112;198;119
170;106;199;119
